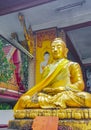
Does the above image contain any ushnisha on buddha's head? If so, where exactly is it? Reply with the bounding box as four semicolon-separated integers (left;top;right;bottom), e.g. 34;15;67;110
51;38;68;60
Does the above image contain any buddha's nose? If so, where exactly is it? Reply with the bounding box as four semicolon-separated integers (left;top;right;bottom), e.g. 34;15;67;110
54;46;57;51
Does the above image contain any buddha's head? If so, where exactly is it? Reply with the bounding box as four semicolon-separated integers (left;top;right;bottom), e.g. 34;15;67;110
51;38;68;60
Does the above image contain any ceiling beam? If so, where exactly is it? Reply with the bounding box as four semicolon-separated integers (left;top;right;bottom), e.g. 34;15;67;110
61;21;91;31
0;0;55;16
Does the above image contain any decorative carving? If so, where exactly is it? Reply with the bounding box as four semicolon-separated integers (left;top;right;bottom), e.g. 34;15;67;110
18;12;34;54
14;108;91;120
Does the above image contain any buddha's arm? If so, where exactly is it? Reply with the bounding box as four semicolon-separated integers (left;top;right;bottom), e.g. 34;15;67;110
69;62;85;91
43;87;65;94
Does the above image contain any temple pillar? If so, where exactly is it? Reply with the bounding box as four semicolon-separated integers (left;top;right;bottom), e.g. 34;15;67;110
28;58;35;89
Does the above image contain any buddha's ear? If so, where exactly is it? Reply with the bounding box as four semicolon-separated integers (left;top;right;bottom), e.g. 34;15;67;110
64;48;68;58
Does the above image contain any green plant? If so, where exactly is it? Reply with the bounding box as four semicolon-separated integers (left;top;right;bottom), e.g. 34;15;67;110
0;103;12;109
0;40;15;83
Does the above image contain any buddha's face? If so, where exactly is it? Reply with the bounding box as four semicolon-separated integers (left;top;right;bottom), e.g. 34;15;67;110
51;39;66;60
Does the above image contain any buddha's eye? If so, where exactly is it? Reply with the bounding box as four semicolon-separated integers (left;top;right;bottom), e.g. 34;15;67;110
52;46;55;49
57;45;61;48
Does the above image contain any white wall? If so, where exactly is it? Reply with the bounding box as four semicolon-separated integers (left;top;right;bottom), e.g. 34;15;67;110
0;110;14;125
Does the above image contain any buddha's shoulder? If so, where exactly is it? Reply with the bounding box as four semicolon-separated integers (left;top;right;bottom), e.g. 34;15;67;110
68;60;80;69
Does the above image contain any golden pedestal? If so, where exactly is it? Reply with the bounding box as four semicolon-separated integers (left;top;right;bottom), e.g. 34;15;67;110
8;108;91;130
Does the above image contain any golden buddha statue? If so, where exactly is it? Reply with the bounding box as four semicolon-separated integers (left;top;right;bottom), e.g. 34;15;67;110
14;38;91;111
